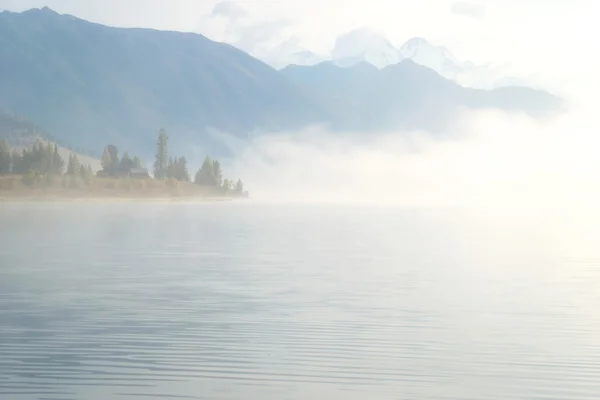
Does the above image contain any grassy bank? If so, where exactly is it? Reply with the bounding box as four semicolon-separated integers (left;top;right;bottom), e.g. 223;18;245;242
0;175;246;201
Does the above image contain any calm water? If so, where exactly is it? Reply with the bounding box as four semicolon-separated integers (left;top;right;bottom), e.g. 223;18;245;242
1;202;600;400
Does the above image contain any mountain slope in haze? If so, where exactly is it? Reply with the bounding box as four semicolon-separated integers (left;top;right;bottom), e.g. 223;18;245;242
0;110;101;170
280;60;563;132
0;7;326;155
0;8;562;156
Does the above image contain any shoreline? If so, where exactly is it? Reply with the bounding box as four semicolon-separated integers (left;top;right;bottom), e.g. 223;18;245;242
0;175;248;203
0;194;242;203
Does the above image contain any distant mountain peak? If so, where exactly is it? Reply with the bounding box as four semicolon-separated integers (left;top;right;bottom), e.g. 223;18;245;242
331;28;402;69
402;37;430;48
328;30;479;84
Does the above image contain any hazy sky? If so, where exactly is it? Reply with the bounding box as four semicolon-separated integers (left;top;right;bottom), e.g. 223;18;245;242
1;0;597;81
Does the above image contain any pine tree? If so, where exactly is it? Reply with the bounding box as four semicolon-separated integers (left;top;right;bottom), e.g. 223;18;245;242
194;156;216;186
107;145;119;174
235;179;244;194
120;151;134;173
78;164;88;180
101;147;113;173
222;179;231;192
0;139;11;175
176;157;189;182
66;153;81;176
212;160;223;187
11;150;23;174
166;157;175;179
133;156;142;168
51;144;64;175
66;154;74;175
82;165;93;182
153;129;169;179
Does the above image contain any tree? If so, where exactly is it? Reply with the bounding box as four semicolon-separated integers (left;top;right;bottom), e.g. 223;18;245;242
222;178;232;192
101;147;113;172
166;157;175;179
235;179;244;194
107;145;119;166
133;156;142;168
79;164;93;182
175;157;189;182
119;151;134;173
153;129;169;179
11;150;23;174
51;144;64;175
194;156;216;186
81;165;93;182
100;145;119;176
66;153;81;176
0;139;11;175
212;160;223;187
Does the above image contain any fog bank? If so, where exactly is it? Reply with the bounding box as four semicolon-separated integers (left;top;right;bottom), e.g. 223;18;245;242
222;96;599;209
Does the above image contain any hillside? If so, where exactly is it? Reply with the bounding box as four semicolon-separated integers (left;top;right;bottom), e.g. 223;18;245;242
0;8;562;156
0;7;326;156
0;110;101;171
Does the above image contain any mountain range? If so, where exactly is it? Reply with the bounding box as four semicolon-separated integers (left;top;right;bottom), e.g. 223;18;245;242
0;7;563;157
329;29;487;85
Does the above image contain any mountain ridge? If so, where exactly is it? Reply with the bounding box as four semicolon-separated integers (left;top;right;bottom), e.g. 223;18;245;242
0;8;562;156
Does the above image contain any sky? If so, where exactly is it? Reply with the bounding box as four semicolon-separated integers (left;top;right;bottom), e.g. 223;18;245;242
1;0;598;85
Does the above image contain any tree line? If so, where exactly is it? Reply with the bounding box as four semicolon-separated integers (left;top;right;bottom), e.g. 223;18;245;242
1;128;247;196
0;138;93;183
151;129;245;195
99;144;143;177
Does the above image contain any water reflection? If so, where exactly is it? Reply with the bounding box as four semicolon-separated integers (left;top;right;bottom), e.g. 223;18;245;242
1;203;600;400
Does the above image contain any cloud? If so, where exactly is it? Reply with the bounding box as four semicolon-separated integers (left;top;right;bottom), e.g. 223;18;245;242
233;19;292;53
217;98;600;210
451;1;485;19
203;1;322;68
212;1;247;21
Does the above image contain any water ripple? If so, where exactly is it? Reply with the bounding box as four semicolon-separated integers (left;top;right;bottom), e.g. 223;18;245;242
1;204;600;399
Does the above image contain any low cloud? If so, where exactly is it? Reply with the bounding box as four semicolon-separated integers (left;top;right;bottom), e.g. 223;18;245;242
451;1;485;19
217;104;600;210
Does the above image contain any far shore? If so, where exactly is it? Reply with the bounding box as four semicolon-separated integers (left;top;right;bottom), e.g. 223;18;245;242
0;175;248;203
0;194;239;203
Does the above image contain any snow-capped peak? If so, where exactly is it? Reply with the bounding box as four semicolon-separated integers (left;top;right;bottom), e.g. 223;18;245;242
328;30;475;81
398;37;469;79
331;28;403;69
323;30;531;90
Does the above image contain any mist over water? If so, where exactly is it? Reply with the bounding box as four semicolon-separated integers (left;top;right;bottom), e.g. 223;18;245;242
1;203;600;400
224;94;600;210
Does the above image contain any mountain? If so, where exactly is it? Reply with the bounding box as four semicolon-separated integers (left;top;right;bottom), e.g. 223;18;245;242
331;28;403;69
0;7;326;155
330;29;516;88
397;37;472;81
0;109;101;170
0;8;561;156
280;60;563;132
1;109;65;149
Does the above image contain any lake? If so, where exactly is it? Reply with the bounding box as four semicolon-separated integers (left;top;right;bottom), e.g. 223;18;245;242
1;202;600;400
